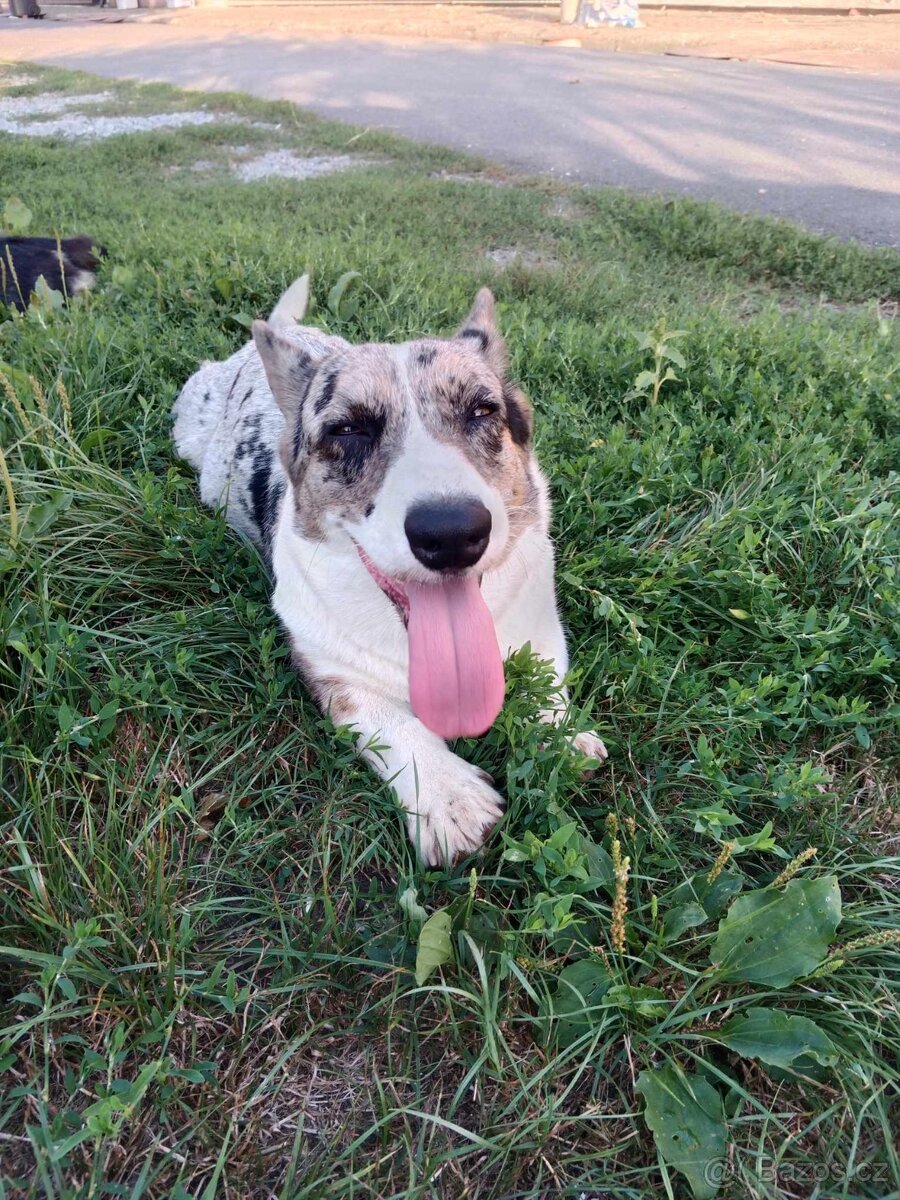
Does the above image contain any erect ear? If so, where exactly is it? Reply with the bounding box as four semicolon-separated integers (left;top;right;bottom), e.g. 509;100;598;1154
252;321;348;422
455;287;507;377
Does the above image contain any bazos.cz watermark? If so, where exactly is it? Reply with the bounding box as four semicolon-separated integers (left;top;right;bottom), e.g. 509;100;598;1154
703;1156;891;1188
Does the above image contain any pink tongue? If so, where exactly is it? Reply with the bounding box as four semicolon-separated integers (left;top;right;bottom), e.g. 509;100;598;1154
406;576;505;740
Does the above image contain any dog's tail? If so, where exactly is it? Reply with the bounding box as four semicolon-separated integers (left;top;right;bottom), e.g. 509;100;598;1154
269;274;309;326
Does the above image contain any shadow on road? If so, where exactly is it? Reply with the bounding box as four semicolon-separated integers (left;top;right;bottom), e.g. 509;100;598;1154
5;28;899;244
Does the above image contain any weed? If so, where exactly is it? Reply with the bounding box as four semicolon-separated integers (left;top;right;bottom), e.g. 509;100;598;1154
0;62;898;1200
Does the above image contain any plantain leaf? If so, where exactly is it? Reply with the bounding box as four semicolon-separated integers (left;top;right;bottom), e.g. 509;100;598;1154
662;902;707;943
711;876;840;988
603;984;668;1021
327;271;362;321
398;887;428;925
3;196;32;235
20;490;72;540
637;1063;727;1200
671;869;743;921
579;832;614;889
543;959;610;1047
414;909;453;985
717;1007;838;1071
0;360;34;395
32;276;65;312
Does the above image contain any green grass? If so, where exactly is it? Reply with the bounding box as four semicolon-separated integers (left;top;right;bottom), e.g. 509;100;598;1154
1;62;899;1200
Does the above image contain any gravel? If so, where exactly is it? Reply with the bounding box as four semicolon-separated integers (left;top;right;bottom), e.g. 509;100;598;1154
0;91;113;118
0;91;251;141
233;149;374;182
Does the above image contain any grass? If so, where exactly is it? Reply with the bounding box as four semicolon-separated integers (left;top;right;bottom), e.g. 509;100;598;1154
1;62;899;1200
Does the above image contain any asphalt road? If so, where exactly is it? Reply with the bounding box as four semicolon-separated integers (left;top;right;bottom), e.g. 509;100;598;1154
4;22;899;245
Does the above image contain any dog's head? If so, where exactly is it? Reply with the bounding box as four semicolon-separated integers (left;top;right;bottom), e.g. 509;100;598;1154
252;288;542;580
253;289;545;740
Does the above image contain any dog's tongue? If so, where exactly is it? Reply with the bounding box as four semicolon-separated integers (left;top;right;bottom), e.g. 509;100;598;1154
406;577;505;740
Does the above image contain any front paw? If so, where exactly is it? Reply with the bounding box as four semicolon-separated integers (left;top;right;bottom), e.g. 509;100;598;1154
406;760;504;868
569;730;608;769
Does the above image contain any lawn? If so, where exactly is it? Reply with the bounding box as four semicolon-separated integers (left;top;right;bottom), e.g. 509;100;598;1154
1;62;899;1200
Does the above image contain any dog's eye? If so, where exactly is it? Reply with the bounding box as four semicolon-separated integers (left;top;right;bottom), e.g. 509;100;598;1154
326;421;370;439
468;401;498;422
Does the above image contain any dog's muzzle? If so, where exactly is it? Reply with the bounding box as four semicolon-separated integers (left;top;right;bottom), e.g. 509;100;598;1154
404;497;491;573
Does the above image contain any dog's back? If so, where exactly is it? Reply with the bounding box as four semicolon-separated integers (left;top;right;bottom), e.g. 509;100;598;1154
171;275;310;549
0;235;103;311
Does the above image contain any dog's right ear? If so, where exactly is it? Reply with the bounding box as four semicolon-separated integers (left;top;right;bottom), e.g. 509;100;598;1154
455;288;507;378
252;321;347;422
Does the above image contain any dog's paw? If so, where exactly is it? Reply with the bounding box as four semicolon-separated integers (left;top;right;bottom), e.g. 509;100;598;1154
569;730;608;769
407;761;504;868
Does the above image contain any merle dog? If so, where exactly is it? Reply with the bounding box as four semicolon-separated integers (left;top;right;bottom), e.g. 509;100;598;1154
173;277;607;864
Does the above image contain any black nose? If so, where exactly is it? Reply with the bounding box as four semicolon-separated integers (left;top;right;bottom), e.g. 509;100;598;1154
405;498;492;572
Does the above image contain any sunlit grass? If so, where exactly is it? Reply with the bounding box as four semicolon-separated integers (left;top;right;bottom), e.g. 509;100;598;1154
1;61;898;1200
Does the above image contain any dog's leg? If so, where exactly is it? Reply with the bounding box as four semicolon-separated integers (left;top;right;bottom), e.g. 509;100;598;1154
318;682;504;866
525;589;608;767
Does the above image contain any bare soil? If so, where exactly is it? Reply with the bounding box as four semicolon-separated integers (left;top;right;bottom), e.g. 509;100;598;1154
161;4;900;74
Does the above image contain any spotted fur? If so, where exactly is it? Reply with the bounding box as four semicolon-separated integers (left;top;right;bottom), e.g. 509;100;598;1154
172;277;607;865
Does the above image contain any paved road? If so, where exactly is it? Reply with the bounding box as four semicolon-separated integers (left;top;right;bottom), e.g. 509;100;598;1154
4;22;899;245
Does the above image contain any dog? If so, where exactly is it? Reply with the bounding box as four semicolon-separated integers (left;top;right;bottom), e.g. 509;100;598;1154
0;236;103;312
172;276;607;865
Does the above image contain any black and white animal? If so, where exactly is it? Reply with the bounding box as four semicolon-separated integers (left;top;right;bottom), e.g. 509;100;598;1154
0;236;103;312
172;276;607;865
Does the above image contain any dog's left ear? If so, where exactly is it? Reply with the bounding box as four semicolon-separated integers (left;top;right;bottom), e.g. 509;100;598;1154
456;288;507;377
457;290;534;446
253;320;347;422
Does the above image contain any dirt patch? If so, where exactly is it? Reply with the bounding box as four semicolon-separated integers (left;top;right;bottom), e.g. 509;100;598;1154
548;193;588;221
0;72;39;90
233;150;376;182
485;247;561;270
782;296;898;319
162;5;900;75
3;5;899;73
